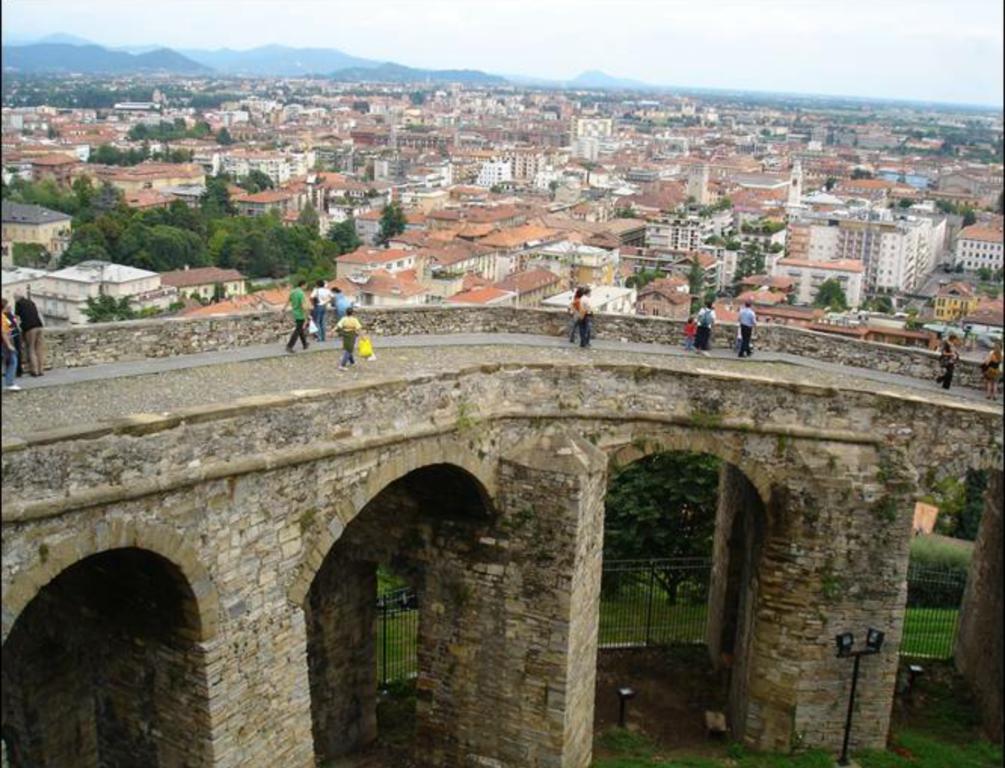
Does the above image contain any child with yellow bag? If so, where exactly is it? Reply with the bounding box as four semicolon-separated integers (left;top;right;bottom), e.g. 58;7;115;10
335;307;362;371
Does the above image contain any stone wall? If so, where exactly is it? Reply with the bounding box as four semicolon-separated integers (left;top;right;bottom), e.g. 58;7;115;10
2;361;1002;765
40;305;987;388
955;470;1003;743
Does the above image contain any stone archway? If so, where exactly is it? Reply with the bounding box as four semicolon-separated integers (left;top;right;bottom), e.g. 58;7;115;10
2;521;222;646
1;546;215;767
302;461;498;765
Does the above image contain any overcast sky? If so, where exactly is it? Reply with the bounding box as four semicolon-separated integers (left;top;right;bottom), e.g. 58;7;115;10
3;0;1003;106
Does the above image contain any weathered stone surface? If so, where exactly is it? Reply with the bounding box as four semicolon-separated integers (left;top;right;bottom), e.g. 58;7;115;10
956;469;1004;743
38;305;987;388
1;357;1001;765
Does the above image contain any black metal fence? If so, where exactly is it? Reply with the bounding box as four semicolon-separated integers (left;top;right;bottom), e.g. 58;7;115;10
599;558;711;648
373;559;968;684
376;587;419;688
901;564;968;659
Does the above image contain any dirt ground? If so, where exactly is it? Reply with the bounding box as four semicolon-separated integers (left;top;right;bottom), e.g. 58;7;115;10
332;646;728;766
591;646;731;757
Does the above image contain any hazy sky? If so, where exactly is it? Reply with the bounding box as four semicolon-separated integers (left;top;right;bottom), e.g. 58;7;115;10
3;0;1003;106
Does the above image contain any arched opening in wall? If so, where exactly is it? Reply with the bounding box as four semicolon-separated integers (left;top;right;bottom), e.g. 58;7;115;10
593;450;767;752
305;463;494;766
1;548;211;768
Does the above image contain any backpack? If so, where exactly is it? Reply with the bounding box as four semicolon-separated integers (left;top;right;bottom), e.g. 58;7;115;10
698;308;713;328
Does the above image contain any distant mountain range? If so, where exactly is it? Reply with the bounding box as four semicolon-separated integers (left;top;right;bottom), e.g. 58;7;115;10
2;43;211;75
0;35;648;90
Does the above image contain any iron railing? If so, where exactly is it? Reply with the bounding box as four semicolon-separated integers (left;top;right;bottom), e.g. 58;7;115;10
374;559;968;684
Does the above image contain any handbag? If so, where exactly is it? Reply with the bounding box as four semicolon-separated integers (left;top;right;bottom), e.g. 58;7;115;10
358;335;374;359
308;318;318;335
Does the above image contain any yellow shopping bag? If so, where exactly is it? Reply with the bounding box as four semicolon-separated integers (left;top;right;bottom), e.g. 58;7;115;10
358;335;374;359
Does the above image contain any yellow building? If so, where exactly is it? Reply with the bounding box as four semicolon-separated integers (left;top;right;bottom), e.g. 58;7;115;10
159;267;247;301
934;282;979;322
1;201;73;256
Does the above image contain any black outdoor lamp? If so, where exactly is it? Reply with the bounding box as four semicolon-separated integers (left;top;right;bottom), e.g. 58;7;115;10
617;686;636;728
835;627;886;766
905;664;924;697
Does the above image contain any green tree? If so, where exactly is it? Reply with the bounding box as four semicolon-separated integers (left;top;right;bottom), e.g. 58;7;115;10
327;217;361;255
813;279;849;311
824;176;838;191
12;242;50;268
297;202;320;234
625;268;662;289
865;295;894;314
733;243;765;290
216;127;234;145
240;169;275;194
961;207;977;226
82;294;136;323
377;202;407;245
604;452;722;598
898;198;916;208
200;177;235;219
851;168;873;180
687;256;705;311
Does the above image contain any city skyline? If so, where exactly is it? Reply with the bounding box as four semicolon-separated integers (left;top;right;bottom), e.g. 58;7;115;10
2;0;1003;107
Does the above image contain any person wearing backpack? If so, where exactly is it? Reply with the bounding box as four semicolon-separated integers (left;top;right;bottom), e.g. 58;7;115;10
695;300;716;355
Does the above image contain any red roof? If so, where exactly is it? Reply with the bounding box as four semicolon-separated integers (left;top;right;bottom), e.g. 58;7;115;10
495;267;562;295
160;267;246;288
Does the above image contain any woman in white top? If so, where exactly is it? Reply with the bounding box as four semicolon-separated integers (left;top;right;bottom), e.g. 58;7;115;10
310;280;333;342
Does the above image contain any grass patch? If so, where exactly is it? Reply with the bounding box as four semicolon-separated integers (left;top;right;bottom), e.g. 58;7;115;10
909;534;973;571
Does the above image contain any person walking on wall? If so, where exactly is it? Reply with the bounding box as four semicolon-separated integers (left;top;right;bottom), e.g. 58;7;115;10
2;298;21;391
738;301;756;358
982;342;1002;400
331;286;353;323
683;315;697;352
577;287;594;348
935;339;959;390
568;287;585;344
3;299;22;377
310;280;332;342
695;300;716;355
285;280;310;353
336;306;363;371
14;292;44;376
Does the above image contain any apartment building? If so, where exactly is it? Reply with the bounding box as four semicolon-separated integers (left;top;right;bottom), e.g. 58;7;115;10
646;216;712;252
475;160;513;188
789;211;933;293
955;225;1004;273
159;266;247;301
571;117;613;139
773;258;864;308
2;201;72;257
32;260;177;325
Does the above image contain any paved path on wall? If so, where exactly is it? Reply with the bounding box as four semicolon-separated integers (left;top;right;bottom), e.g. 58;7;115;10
2;333;1000;438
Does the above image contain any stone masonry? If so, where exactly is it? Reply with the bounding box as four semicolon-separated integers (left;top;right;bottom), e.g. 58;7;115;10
37;305;988;389
2;355;1002;765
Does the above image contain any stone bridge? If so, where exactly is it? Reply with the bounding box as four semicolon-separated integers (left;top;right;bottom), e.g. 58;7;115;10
1;308;1002;767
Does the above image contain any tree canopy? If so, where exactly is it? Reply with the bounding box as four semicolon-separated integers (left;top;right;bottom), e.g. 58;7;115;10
813;279;849;311
377;201;407;245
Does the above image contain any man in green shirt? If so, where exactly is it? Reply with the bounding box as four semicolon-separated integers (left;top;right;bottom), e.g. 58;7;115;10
285;280;310;353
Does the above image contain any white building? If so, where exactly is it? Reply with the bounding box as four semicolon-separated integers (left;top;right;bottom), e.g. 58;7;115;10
31;261;177;326
572;117;613;139
476;160;513;188
646;216;712;252
572;136;599;162
1;266;48;303
687;164;710;205
954;225;1004;273
542;284;637;315
773;258;864;308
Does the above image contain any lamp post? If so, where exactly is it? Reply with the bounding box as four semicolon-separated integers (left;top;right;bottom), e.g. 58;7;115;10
835;628;885;767
617;687;636;728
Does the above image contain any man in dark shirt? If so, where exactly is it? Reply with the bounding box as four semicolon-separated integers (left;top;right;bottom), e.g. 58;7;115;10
14;293;45;376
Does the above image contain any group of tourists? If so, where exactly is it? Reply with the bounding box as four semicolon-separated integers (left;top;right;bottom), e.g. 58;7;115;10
935;337;1002;398
682;300;757;358
285;280;371;371
1;293;46;392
